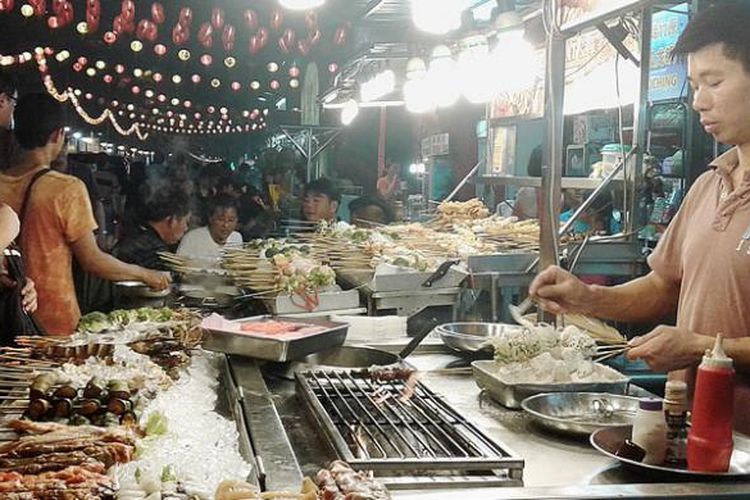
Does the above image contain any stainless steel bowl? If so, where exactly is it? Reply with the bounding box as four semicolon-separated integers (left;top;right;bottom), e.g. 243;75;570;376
522;392;639;436
436;322;524;354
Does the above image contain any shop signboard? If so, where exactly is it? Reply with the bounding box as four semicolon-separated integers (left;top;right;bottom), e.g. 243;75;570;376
421;133;450;158
648;3;689;101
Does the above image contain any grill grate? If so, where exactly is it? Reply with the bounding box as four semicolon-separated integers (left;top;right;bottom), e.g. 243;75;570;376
296;369;524;487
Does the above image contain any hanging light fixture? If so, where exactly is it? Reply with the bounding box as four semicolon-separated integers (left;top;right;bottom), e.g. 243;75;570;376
278;0;325;11
340;99;359;125
403;57;433;114
458;36;494;104
411;0;462;34
426;45;459;108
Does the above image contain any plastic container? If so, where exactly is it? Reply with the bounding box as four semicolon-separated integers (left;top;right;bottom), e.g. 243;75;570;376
632;398;667;465
688;335;735;473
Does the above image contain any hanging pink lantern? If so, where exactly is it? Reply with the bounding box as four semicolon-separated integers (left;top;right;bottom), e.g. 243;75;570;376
178;7;192;26
270;80;280;90
304;11;318;31
289;66;300;78
297;38;311;56
86;0;101;32
103;74;113;83
222;24;235;51
243;9;259;30
197;22;213;49
278;28;295;54
200;54;212;66
151;2;165;24
191;74;201;84
270;9;283;31
29;0;45;16
308;28;321;46
115;64;124;74
249;35;262;55
113;14;125;34
120;0;135;22
211;7;225;30
333;23;349;46
48;15;60;29
257;27;269;47
231;81;241;91
154;43;167;56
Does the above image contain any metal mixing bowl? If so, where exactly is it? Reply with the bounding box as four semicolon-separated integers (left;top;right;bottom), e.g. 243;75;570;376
522;392;639;436
436;322;524;354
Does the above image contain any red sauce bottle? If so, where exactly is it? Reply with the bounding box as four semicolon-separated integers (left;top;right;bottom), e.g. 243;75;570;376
687;335;735;473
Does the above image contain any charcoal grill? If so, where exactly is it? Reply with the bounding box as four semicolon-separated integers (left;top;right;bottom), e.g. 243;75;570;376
296;369;524;489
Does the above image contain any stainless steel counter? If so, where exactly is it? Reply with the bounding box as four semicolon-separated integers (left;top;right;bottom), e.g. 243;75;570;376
228;349;750;499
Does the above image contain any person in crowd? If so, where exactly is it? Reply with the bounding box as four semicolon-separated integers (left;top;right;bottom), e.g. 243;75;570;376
114;184;192;271
377;160;401;201
529;2;750;434
0;202;36;314
301;177;340;224
349;196;394;225
0;94;169;335
0;72;18;170
177;195;242;261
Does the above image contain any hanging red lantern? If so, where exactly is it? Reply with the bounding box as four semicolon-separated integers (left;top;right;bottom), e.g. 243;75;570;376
113;14;125;34
289;66;300;78
304;11;318;31
178;7;192;26
278;28;295;54
77;56;88;66
257;27;269;47
222;24;236;51
122;20;135;35
48;16;60;29
151;2;165;24
270;80;280;90
333;23;349;46
154;43;167;56
200;54;212;66
249;35;262;55
104;31;117;44
308;28;321;46
270;9;283;31
29;0;45;16
1;0;16;13
297;38;311;56
72;61;83;72
86;0;101;32
137;19;157;42
211;7;225;30
103;74;113;84
120;0;135;22
172;23;188;45
243;9;259;30
197;22;213;49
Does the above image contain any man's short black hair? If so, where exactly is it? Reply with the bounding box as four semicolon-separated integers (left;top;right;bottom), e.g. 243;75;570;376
672;2;750;73
304;177;340;203
349;195;394;223
143;185;192;223
14;93;66;150
208;194;238;218
0;71;16;98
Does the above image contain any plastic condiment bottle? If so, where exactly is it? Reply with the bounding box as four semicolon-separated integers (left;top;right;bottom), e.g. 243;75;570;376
632;398;667;465
663;380;688;466
688;335;735;473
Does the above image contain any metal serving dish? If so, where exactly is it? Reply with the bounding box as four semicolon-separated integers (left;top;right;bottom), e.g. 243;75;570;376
521;392;638;436
472;360;630;409
271;345;407;380
436;322;524;354
591;425;750;480
202;315;348;362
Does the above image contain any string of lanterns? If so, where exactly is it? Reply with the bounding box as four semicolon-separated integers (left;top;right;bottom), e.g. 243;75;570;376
3;0;350;60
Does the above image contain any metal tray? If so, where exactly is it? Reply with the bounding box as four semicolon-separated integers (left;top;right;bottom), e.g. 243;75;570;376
202;315;348;362
472;360;630;409
264;289;360;315
521;392;638;436
338;267;467;292
467;252;538;274
591;425;750;480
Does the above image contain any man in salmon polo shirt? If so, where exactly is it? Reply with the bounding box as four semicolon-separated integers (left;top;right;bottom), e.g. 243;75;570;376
529;2;750;434
0;94;170;335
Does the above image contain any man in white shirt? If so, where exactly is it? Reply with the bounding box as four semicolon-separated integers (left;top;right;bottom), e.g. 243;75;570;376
177;195;242;261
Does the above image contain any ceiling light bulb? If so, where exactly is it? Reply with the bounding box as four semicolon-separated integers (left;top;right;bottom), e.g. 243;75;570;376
278;0;326;9
130;40;144;52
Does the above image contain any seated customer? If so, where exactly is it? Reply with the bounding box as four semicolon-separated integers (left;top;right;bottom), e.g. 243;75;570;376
349;196;393;225
177;195;242;261
301;177;340;223
114;186;191;270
